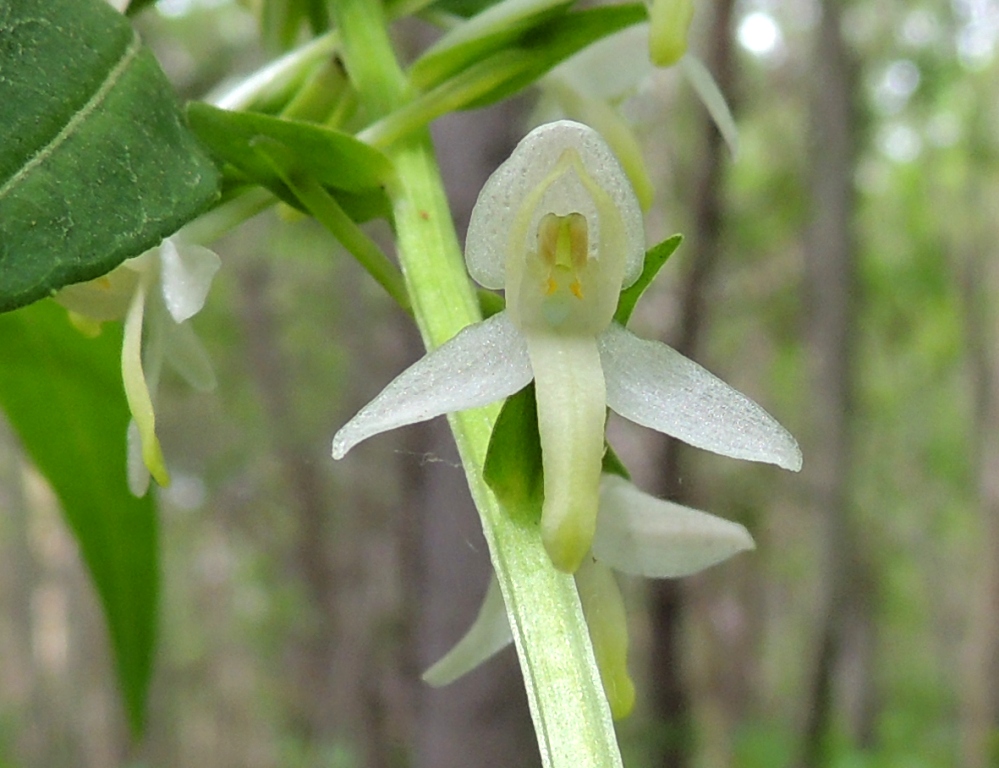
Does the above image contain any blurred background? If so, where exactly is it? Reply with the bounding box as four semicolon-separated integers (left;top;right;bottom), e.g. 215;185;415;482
1;0;999;766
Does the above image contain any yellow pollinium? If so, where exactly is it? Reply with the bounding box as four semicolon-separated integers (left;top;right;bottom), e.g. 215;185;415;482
538;211;588;300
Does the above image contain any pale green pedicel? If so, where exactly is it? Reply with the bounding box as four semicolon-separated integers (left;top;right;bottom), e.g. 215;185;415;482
332;119;800;572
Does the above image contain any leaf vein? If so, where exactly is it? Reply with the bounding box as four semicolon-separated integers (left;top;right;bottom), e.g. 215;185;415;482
0;31;143;201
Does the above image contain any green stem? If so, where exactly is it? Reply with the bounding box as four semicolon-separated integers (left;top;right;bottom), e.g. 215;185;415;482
252;139;411;311
331;3;623;767
357;51;532;149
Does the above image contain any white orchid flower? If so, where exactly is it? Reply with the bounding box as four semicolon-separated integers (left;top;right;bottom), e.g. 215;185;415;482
422;472;757;719
56;238;220;496
332;119;800;572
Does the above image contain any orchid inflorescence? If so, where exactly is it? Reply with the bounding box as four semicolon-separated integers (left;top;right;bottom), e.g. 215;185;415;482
332;119;800;570
332;120;801;717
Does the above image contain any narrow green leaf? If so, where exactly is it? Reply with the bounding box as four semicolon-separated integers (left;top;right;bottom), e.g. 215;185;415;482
483;384;544;519
360;5;647;149
614;234;683;326
427;0;508;15
186;102;393;193
409;0;574;90
0;301;159;736
461;3;647;110
250;137;410;311
601;444;631;480
0;0;220;313
485;382;631;507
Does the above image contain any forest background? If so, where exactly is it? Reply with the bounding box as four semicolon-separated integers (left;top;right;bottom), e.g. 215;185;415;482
1;0;998;767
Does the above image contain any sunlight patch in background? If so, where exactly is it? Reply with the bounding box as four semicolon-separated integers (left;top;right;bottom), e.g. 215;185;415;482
158;0;230;18
953;0;999;69
738;11;784;57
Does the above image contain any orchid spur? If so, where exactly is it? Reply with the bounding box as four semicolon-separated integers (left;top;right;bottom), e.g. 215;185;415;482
423;471;758;719
332;120;801;572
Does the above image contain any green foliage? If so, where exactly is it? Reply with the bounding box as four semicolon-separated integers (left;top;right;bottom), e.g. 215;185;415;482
0;0;220;312
484;385;544;518
614;235;683;326
0;302;159;735
457;3;648;110
186;103;393;195
409;0;574;89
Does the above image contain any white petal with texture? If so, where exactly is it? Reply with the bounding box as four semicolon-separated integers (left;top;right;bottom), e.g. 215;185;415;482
332;311;533;459
160;240;221;323
599;323;802;471
164;322;218;392
422;577;513;687
466;120;645;290
593;475;755;578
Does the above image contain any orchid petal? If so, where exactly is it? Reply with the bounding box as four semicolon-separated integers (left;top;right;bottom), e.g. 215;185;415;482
593;475;755;578
332;311;533;459
544;79;655;212
599;323;802;471
527;331;607;573
159;239;221;323
575;558;635;719
53;265;140;322
164;322;218;392
121;276;170;492
466;120;645;291
422;577;513;687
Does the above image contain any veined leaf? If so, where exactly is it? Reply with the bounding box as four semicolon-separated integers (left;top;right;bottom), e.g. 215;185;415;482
0;301;159;736
187;103;393;193
0;0;220;313
409;0;574;89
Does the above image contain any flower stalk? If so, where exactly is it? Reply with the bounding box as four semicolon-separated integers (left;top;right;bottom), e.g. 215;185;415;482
330;1;624;766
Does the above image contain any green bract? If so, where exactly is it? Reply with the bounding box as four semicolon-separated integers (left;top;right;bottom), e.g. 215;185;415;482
332;120;801;572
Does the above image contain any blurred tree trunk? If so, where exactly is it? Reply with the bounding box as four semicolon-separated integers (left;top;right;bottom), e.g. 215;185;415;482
240;256;413;767
958;173;999;768
797;3;875;765
649;0;735;765
0;427;41;763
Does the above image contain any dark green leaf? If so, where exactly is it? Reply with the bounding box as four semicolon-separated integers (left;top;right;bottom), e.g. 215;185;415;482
614;234;683;326
124;0;157;16
484;385;544;523
363;4;646;149
426;0;507;16
409;0;574;90
461;3;647;110
0;301;159;736
187;103;393;194
0;0;221;313
601;443;631;481
484;383;633;518
477;288;505;318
